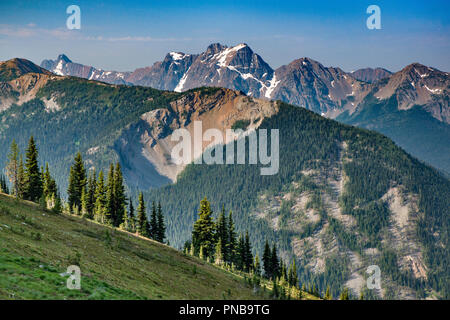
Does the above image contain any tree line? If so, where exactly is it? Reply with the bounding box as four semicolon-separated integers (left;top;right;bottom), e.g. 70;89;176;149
3;137;165;243
4;137;61;213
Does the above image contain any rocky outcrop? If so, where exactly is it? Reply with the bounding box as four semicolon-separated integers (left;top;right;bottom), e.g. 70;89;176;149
114;88;279;188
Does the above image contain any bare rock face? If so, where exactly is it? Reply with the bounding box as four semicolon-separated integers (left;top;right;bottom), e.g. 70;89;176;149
0;58;53;111
114;88;279;188
351;67;392;83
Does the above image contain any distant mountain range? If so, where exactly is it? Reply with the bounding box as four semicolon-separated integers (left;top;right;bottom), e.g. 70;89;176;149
39;44;448;122
39;44;449;173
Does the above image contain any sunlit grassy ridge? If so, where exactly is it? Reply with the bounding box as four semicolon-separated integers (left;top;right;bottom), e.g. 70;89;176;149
0;193;278;300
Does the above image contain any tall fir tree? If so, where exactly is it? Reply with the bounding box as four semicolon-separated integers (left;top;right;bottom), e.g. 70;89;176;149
215;238;224;265
94;170;106;223
67;152;86;213
227;211;237;266
156;202;166;243
262;239;272;279
80;187;89;217
280;260;287;284
271;244;280;279
105;163;115;225
288;259;298;287
192;197;216;259
149;201;158;239
24;136;43;202
243;231;253;272
236;234;245;271
254;254;261;277
128;199;135;232
16;155;25;199
42;163;57;200
216;206;229;263
52;192;62;214
113;163;126;227
136;192;148;237
86;169;97;217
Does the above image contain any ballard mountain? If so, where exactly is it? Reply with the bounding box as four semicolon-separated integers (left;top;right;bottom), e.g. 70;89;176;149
0;58;448;299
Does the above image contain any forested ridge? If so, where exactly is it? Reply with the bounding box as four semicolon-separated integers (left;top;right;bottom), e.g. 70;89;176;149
0;71;448;299
145;103;449;298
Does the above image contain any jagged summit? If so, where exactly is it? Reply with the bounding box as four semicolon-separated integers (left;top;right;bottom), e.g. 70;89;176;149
56;54;72;63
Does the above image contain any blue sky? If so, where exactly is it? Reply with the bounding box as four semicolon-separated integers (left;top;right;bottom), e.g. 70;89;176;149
0;0;449;72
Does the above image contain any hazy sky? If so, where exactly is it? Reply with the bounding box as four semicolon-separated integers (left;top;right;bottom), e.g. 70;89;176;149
1;0;449;72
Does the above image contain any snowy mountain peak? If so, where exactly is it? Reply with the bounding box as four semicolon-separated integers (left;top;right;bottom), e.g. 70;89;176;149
169;52;187;61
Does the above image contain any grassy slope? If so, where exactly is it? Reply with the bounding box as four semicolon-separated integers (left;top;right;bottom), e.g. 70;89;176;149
0;193;280;300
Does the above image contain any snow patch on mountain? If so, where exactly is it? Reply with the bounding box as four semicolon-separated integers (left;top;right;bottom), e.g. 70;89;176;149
53;60;64;76
174;67;190;92
265;75;280;99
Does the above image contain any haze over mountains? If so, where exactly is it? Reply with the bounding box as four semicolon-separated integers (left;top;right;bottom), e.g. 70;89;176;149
39;44;450;173
0;56;449;299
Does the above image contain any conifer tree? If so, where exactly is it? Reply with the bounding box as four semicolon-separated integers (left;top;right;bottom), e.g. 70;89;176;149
263;240;272;279
119;204;130;231
254;254;261;277
280;260;287;284
16;155;25;199
24;136;43;202
272;279;279;298
215;238;224;265
5;139;19;196
86;169;97;217
105;163;115;225
183;240;191;255
149;201;158;239
52;192;62;214
94;170;106;223
156;202;166;243
216;206;228;263
236;234;245;270
271;244;280;279
243;231;253;272
67;152;86;212
136;192;148;237
288;259;298;287
192;197;216;259
113;163;126;227
128;199;135;232
227;211;237;266
42;163;57;200
80;187;89;217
